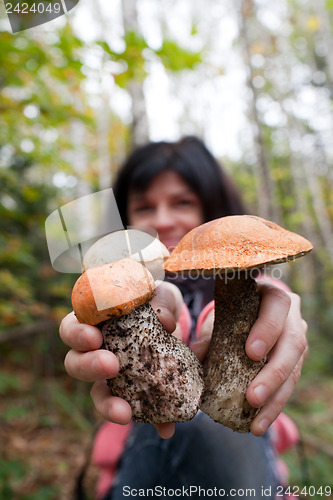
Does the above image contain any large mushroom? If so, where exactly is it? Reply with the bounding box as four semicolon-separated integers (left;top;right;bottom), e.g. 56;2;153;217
71;257;203;424
164;215;313;432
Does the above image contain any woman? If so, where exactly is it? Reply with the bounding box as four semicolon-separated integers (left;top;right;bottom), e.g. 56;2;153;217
60;136;307;499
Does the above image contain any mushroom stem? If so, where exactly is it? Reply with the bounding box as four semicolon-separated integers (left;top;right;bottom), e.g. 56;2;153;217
200;270;266;433
101;302;204;424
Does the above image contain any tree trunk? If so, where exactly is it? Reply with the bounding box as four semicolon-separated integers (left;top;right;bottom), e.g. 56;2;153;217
97;93;112;189
92;0;113;189
303;156;333;264
317;0;333;83
121;0;150;148
237;0;279;223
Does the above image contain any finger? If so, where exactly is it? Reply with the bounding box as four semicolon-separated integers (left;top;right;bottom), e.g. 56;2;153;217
249;356;304;436
64;349;119;382
91;380;132;424
151;282;183;333
246;297;307;408
190;336;211;363
246;285;291;361
59;311;103;351
197;309;214;341
154;422;175;439
152;305;176;334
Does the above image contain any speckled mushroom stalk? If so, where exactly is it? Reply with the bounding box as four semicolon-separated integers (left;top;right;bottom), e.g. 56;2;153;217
101;301;203;423
200;270;263;432
71;258;203;424
164;215;313;433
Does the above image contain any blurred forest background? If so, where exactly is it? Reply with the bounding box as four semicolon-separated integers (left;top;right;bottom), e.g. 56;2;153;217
1;0;333;498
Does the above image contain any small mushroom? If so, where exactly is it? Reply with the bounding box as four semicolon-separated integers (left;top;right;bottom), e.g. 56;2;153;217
164;215;313;432
71;258;203;424
82;228;170;280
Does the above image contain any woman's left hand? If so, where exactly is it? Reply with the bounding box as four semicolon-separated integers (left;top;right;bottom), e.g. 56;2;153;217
245;281;308;436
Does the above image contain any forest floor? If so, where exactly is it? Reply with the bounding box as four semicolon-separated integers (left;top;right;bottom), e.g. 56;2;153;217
282;376;333;498
0;334;101;500
1;333;333;500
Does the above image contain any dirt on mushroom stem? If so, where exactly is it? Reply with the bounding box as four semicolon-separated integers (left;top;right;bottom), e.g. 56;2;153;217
200;270;266;433
100;302;204;424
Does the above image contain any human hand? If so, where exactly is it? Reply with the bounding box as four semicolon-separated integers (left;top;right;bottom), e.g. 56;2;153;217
245;281;308;436
59;281;184;440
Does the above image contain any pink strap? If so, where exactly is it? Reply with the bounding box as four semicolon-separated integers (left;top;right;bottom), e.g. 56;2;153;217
178;302;192;345
271;413;300;490
256;274;291;292
270;413;299;454
92;421;132;499
196;300;215;339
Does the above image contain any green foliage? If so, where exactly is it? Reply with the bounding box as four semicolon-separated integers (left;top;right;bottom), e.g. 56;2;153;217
22;487;57;500
0;459;57;500
156;39;202;72
0;372;20;395
54;388;92;432
0;17;204;331
236;0;333;364
283;377;333;493
99;31;202;88
0;22;93;331
1;405;31;422
0;459;25;500
283;449;333;492
99;31;148;86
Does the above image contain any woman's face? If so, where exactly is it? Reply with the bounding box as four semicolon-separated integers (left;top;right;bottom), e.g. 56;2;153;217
127;170;204;251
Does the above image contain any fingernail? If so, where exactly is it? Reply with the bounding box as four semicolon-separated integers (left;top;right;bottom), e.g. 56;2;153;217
251;340;266;358
258;418;270;434
253;385;269;405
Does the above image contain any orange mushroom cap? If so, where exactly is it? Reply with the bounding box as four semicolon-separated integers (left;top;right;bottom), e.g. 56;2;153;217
72;258;155;325
164;215;313;273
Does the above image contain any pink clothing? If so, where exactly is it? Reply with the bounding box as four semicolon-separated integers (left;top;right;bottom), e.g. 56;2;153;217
92;422;132;498
255;274;292;293
196;300;215;338
270;413;300;491
177;301;192;345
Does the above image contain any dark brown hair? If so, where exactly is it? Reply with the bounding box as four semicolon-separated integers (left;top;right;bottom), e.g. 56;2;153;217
113;136;246;226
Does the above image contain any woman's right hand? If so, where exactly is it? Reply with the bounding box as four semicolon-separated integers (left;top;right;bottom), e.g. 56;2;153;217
59;281;184;439
59;311;132;424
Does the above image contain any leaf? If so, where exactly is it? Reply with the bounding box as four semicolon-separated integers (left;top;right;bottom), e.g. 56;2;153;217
22;487;57;500
0;372;20;394
156;39;202;72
